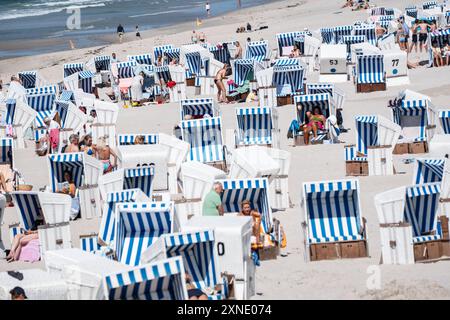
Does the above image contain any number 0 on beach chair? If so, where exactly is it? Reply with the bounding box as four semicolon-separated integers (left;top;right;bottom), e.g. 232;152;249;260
302;178;368;261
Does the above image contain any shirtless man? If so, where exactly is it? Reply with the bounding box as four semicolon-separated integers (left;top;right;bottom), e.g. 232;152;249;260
214;64;228;103
234;41;243;59
96;137;117;173
65;134;80;153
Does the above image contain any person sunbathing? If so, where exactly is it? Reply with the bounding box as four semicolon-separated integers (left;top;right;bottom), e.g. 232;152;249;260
239;200;262;248
342;0;354;8
289;44;301;58
96;137;117;173
186;274;208;300
6;219;43;262
302;107;326;145
59;171;77;198
65;134;80;153
134;135;145;145
80;134;96;157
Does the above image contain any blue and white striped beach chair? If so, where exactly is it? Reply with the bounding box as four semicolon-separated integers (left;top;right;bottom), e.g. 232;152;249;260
78;71;94;94
127;53;153;66
276;31;308;55
59;90;75;104
302;178;367;261
154;45;174;63
27;91;56;128
446;11;450;26
64;63;84;78
353;25;377;46
356;54;386;91
405;183;442;243
114;201;178;266
245;41;269;62
320;28;335;44
47;152;102;192
235;106;275;147
80;234;101;253
273;64;305;97
0;138;13;166
124;167;155;198
4;100;16;125
208;45;231;65
163;48;181;63
18;71;38;89
94;55;111;72
413;158;446;185
406;8;418;19
422;1;437;10
392;99;429;143
26;85;58;96
99;189;150;246
180;117;226;167
340;35;366;60
293;93;332;144
118;134;159;146
11;191;71;231
180;98;216;120
333;25;354;44
438;110;450;134
143;230;228;300
219;178;273;234
117;61;137;79
103;256;188;300
429;30;450;66
232;59;255;91
154;65;172;84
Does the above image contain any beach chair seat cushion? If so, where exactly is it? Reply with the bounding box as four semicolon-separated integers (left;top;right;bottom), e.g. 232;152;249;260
309;234;364;244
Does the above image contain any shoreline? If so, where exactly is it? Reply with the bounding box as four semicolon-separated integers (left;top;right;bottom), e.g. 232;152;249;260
0;0;284;61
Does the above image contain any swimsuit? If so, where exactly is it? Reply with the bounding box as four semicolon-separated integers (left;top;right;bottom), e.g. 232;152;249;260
101;159;111;172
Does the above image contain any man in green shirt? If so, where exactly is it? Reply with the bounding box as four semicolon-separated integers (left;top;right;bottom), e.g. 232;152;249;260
202;182;224;216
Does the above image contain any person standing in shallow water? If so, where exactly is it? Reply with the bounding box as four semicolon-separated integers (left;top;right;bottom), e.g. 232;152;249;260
135;25;141;40
117;24;125;43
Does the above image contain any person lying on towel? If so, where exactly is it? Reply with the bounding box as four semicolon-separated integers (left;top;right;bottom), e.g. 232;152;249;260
6;218;43;263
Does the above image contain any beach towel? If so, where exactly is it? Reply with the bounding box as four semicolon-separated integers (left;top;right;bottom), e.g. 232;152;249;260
49;128;60;150
19;238;40;262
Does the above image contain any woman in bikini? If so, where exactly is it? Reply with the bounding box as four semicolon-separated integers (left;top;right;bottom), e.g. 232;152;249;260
303;107;326;145
214;64;228;103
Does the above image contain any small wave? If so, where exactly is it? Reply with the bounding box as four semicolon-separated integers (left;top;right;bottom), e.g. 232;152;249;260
0;2;107;21
129;10;184;18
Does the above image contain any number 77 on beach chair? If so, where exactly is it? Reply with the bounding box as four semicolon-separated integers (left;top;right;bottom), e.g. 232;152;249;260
302;178;369;262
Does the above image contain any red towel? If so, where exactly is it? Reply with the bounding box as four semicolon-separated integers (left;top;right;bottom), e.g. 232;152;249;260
49;128;60;150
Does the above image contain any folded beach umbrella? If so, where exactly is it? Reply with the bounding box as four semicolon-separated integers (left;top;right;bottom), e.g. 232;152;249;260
103;256;188;300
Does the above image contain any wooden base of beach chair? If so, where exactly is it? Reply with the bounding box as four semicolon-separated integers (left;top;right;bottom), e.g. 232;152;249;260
356;83;386;93
277;95;291;106
258;245;279;261
408;141;428;154
310;240;367;261
414;241;442;262
393;142;409;155
186;78;196;87
345;161;368;176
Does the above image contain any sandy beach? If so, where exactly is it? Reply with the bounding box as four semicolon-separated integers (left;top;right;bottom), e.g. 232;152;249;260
1;0;450;300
